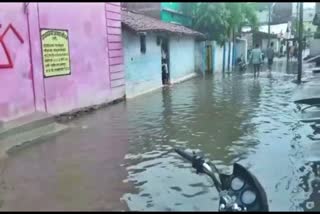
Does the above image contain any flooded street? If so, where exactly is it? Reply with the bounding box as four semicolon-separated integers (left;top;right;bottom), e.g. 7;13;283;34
0;62;319;211
123;63;320;211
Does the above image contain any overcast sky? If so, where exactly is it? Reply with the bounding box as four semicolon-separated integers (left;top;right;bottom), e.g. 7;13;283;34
303;2;315;8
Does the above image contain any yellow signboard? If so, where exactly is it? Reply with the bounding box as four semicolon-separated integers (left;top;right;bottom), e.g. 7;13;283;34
41;29;71;77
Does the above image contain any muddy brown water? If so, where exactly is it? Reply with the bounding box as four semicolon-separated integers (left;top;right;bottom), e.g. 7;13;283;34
0;62;320;211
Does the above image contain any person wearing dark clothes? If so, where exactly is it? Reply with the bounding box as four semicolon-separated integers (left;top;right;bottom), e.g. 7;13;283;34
161;48;169;85
266;42;275;71
293;42;298;59
162;63;167;85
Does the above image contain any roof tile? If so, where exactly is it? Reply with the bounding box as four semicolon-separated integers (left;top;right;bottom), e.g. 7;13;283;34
121;10;205;39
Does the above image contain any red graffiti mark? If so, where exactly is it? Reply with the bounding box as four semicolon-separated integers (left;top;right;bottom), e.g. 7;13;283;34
0;24;24;69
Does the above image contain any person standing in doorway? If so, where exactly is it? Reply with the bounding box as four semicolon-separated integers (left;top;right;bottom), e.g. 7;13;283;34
266;42;275;71
250;44;263;78
161;48;168;85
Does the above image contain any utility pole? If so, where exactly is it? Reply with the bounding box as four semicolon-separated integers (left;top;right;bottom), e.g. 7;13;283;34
296;2;299;37
297;2;303;83
222;43;226;73
286;24;290;70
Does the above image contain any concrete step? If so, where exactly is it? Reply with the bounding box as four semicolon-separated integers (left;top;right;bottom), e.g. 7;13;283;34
0;112;54;140
305;54;320;63
0;112;69;158
0;122;68;157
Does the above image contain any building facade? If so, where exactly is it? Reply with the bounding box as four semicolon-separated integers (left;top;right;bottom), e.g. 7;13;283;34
121;10;204;98
0;3;125;122
121;2;193;27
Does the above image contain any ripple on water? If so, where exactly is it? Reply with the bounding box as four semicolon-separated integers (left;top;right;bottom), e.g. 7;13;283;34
122;72;320;211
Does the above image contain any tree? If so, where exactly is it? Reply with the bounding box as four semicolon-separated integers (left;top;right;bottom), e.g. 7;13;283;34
292;18;306;38
224;3;258;70
192;3;230;45
182;3;258;45
241;3;259;32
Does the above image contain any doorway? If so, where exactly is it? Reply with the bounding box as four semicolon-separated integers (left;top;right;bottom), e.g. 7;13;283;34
161;38;170;85
206;44;213;73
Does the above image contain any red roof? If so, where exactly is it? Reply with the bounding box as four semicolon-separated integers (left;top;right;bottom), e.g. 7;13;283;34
121;10;205;39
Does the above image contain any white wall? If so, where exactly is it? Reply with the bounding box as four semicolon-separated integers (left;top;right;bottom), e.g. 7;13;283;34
214;43;224;72
195;41;206;73
123;30;162;98
169;36;196;81
225;42;234;71
310;39;320;56
235;39;247;63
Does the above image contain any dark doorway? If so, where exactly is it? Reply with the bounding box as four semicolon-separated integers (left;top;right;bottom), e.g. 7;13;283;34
206;44;213;73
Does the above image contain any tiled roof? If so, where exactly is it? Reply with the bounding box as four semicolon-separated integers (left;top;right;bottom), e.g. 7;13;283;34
121;9;205;39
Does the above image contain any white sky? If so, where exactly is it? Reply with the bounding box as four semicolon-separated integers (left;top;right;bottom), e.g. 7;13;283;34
304;2;315;8
294;2;315;9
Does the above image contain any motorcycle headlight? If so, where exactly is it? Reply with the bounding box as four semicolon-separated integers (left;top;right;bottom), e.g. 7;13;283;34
231;177;245;191
241;189;257;205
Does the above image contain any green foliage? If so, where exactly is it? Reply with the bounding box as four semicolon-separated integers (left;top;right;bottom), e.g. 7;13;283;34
193;3;230;45
181;3;258;46
291;18;307;37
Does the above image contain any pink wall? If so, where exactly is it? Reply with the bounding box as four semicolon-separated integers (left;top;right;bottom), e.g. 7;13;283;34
0;3;124;121
106;3;125;91
0;4;35;121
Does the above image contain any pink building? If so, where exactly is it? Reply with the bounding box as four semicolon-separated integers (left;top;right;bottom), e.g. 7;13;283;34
0;3;125;122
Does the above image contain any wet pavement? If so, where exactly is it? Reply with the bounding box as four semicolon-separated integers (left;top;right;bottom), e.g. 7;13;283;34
1;60;320;211
0;103;131;211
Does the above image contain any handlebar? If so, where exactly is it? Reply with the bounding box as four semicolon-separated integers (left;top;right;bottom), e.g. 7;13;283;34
174;148;222;192
175;148;193;162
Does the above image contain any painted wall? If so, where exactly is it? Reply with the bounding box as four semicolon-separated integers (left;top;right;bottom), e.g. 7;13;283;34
194;41;205;74
0;3;35;121
36;3;124;114
105;3;125;101
123;30;198;98
224;42;234;72
195;40;235;74
0;3;124;121
214;43;225;72
169;36;196;81
310;39;320;56
160;3;192;27
123;30;162;98
234;39;247;63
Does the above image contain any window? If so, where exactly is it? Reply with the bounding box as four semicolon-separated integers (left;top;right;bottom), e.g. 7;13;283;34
140;34;146;54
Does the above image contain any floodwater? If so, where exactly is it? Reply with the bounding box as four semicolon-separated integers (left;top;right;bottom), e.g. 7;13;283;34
0;60;320;211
